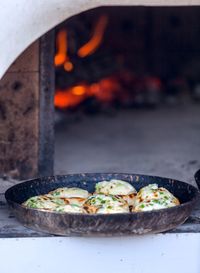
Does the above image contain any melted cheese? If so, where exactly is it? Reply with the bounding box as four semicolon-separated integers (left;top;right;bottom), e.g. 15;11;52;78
95;180;136;196
23;195;68;210
66;197;86;206
49;187;89;199
23;194;84;213
95;180;137;206
23;183;180;214
133;184;180;212
83;194;129;214
55;204;83;213
134;199;177;212
97;205;129;214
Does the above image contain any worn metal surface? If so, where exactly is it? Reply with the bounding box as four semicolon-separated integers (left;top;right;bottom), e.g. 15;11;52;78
5;173;200;236
38;30;55;177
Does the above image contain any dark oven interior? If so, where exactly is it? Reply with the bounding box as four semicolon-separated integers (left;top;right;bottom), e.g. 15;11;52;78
54;6;200;185
55;7;200;111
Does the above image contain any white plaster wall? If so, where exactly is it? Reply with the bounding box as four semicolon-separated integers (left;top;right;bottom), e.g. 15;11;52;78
0;0;200;79
0;234;200;273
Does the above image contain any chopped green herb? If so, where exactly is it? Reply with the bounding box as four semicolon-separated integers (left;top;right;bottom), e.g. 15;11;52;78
53;191;60;196
57;208;64;212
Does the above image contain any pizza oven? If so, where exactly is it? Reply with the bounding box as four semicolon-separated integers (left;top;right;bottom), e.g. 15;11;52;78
0;4;200;184
0;2;200;273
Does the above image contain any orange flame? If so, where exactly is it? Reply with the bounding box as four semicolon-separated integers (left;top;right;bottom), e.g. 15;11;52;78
78;15;108;58
54;30;67;66
54;15;113;109
54;15;108;72
54;77;121;109
54;85;87;108
54;30;73;72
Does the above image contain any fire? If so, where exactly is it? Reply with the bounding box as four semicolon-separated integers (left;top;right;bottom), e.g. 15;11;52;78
54;77;120;109
54;14;162;111
54;14;113;110
54;29;73;71
54;14;108;71
54;29;67;66
72;86;86;96
78;15;108;58
54;85;87;109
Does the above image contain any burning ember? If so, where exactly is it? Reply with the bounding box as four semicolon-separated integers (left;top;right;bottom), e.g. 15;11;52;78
54;77;121;109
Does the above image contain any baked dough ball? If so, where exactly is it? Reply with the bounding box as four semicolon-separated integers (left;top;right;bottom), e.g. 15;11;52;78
83;194;129;214
133;184;180;212
95;179;137;206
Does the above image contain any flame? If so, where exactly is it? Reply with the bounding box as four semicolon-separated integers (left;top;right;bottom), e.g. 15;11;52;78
54;30;67;66
54;77;121;109
54;29;73;72
54;14;121;110
78;15;108;58
72;86;86;96
55;85;87;108
54;15;108;69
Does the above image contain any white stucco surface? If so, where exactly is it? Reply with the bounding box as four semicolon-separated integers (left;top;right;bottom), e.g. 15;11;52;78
0;234;200;273
0;0;200;79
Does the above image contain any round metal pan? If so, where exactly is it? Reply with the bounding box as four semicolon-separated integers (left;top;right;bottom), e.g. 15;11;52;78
5;173;200;236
